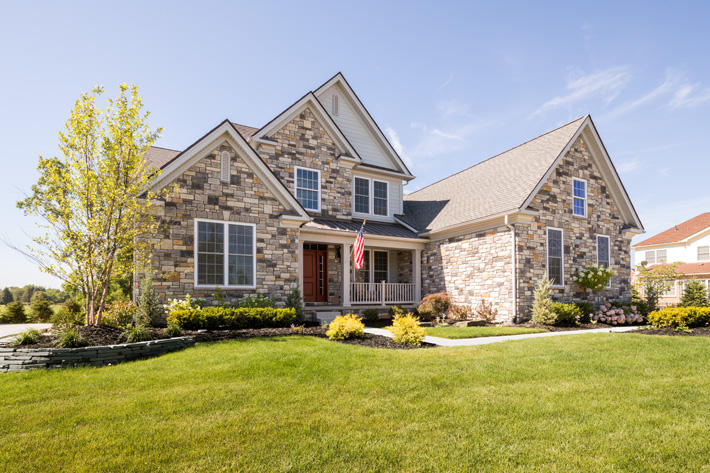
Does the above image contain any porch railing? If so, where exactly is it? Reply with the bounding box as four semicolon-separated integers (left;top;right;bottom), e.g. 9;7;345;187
350;282;415;305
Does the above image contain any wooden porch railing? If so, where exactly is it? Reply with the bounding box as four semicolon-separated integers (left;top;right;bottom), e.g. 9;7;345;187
350;282;415;305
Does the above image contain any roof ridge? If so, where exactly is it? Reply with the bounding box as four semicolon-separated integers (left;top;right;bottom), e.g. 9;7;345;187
150;145;181;152
406;115;588;197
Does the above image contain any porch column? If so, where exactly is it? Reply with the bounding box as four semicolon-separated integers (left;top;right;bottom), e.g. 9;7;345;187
413;248;422;302
342;244;351;307
297;239;304;299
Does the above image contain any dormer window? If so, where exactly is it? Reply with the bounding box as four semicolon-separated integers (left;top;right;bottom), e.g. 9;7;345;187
295;167;321;211
573;178;587;217
220;151;231;183
332;94;339;116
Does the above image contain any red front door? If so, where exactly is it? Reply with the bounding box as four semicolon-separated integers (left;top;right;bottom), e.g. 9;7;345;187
303;245;328;303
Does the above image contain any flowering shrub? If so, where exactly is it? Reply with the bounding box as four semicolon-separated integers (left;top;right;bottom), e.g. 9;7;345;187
165;294;204;315
103;300;137;328
647;307;710;329
573;265;616;291
387;313;425;346
590;302;644;325
326;314;365;340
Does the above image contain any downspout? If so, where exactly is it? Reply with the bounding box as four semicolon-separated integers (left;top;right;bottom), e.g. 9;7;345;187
504;214;518;323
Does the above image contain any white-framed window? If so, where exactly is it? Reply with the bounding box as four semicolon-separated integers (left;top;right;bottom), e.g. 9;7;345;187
353;176;388;217
597;234;611;288
332;94;339;116
656;249;667;264
220;151;231;183
194;219;256;288
698;246;710;261
373;250;389;282
294;167;321;212
644;250;656;265
547;227;564;287
572;178;587;217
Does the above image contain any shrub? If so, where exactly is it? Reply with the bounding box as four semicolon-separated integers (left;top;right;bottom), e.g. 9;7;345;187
647;307;710;329
631;286;650;316
417;292;451;321
681;280;709;307
1;287;13;304
549;302;582;326
165;294;204;315
136;277;165;326
573;265;615;291
574;302;594;324
590;302;644;325
103;300;137;328
532;279;554;325
388;305;407;318
51;299;84;327
326;314;364;340
1;301;27;323
29;292;53;322
285;284;304;321
122;325;152;343
362;308;380;323
167;307;298;330
387;313;425;346
55;327;86;348
213;287;226;307
448;304;472;321
163;323;182;338
474;299;498;322
238;294;275;308
11;329;43;346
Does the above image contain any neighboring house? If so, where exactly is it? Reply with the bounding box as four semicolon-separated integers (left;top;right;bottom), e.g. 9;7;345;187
139;73;644;322
632;213;710;305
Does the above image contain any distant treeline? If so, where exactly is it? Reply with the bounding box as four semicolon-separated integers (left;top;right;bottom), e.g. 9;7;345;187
1;285;69;305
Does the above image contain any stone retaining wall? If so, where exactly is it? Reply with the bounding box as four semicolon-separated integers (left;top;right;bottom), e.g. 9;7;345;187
0;336;195;372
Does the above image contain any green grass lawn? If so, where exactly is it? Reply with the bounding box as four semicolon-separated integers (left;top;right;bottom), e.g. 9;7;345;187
425;325;546;339
2;334;710;472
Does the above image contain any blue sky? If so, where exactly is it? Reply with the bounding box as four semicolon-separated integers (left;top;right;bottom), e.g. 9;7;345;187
2;0;709;288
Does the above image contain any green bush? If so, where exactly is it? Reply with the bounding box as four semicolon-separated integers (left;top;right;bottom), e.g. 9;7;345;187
103;300;137;328
237;294;275;308
51;298;84;327
532;279;554;324
574;302;594;324
326;314;365;340
163;324;182;338
11;329;43;346
122;325;152;343
167;307;298;330
55;327;86;348
136;277;165;326
388;305;407;318
387;313;425;346
285;284;304;321
29;292;53;322
631;286;650;316
417;292;451;321
647;307;710;329
362;308;380;323
549;302;582;326
681;280;709;307
1;301;27;323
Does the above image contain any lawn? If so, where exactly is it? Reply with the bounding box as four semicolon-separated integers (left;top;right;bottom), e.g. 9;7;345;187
2;334;710;472
425;325;546;339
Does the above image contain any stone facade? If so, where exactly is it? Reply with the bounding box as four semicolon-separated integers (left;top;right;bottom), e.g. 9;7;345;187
327;245;342;305
144;141;299;306
254;107;352;219
515;136;633;319
422;226;514;321
394;250;413;283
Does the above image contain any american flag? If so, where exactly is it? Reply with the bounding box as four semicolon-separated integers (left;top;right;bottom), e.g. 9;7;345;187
354;220;366;270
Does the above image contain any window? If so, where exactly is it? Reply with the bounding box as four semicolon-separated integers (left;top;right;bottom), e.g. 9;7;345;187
195;220;255;288
547;228;564;287
295;167;320;211
645;250;656;265
356;250;371;283
597;235;610;268
373;251;389;282
573;178;587;217
354;177;369;213
373;181;388;216
332;94;339;115
656;249;667;264
699;246;710;261
220;151;230;183
661;280;677;298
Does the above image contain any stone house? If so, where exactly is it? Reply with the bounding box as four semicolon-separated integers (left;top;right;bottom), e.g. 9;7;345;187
140;73;644;322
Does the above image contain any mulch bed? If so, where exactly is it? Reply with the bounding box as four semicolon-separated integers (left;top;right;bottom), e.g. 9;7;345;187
633;326;710;337
24;325;173;349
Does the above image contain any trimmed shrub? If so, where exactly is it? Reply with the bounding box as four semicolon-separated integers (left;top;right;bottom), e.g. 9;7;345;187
55;327;86;348
417;292;451;321
647;307;710;329
1;301;27;323
103;300;137;328
11;329;43;346
326;314;364;340
681;280;709;307
387;313;425;346
362;308;380;323
163;324;182;338
474;299;498;322
167;307;298;330
532;279;554;325
122;325;152;343
575;302;594;324
549;302;582;326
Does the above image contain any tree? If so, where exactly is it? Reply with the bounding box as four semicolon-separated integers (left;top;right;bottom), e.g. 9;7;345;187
135;276;165;327
29;292;53;322
1;301;26;323
17;84;168;325
680;279;709;307
532;278;555;324
1;288;13;304
635;263;680;313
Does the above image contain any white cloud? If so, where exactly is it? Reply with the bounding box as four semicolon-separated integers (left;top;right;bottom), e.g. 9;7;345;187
604;69;682;118
384;126;413;168
439;73;454;89
533;66;632;116
616;158;641;174
669;83;710;108
407;118;492;159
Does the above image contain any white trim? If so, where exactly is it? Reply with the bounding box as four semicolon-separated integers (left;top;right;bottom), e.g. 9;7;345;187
393;216;420;234
220;150;231;183
352;175;389;218
546;227;564;288
193;218;257;290
353;176;371;214
373;179;389;217
294;166;321;212
572;177;588;218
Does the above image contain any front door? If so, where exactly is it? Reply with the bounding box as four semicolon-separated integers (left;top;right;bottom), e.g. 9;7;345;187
303;244;328;303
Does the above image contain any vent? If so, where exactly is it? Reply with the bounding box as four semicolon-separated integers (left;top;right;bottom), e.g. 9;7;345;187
220;151;230;183
332;94;339;116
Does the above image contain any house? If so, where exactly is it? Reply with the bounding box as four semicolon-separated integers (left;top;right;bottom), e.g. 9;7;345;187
632;213;710;305
140;72;644;323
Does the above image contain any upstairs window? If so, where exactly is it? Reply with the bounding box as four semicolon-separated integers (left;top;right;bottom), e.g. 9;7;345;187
295;167;320;211
220;151;231;183
699;246;710;261
656;249;667;264
373;181;388;216
354;177;369;213
547;228;564;287
573;178;587;217
597;235;610;268
645;250;656;265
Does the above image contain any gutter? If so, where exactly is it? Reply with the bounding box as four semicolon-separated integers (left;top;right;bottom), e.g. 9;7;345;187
504;214;518;323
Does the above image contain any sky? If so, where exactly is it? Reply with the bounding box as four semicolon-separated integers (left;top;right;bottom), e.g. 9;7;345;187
1;0;709;288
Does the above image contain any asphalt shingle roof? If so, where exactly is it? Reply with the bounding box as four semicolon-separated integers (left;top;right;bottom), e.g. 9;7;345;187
401;116;587;233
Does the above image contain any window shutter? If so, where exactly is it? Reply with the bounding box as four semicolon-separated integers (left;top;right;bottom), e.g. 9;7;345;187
220;151;230;183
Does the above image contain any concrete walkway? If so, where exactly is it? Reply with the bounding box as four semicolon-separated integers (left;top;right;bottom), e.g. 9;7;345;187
0;323;52;342
365;325;641;347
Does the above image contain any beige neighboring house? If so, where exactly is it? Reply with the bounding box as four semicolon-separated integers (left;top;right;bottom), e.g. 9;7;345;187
137;72;644;323
632;213;710;305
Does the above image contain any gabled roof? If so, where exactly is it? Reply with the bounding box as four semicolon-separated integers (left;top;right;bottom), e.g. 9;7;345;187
143;146;181;170
634;213;710;247
402;115;644;235
314;72;414;178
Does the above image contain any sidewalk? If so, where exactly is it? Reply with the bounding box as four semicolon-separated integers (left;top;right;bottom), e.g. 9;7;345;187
0;323;52;342
364;325;641;347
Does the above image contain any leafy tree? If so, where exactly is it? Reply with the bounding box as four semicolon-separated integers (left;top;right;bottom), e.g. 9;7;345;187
17;84;168;325
532;278;554;324
29;292;53;322
680;279;709;307
21;285;42;303
1;288;13;304
636;263;680;313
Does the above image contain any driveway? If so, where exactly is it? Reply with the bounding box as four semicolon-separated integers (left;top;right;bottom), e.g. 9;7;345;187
0;323;53;342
